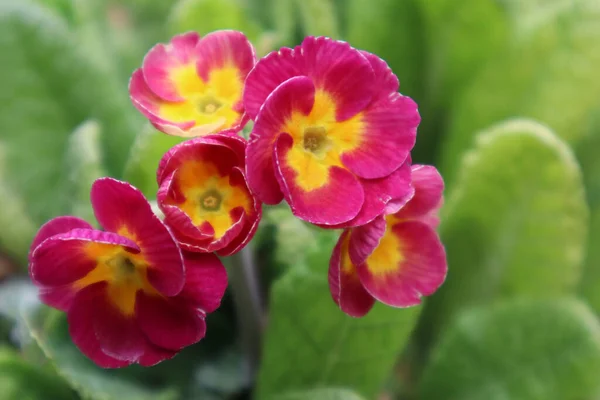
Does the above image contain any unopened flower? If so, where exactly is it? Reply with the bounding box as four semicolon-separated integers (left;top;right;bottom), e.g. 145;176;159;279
129;31;255;137
157;132;261;256
329;165;447;317
243;36;419;227
29;178;227;367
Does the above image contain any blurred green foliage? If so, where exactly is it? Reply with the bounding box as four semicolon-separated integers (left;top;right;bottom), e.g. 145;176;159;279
1;0;600;399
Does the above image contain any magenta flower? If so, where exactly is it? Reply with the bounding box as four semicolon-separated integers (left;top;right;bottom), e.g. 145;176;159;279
129;31;256;137
28;178;227;367
329;165;447;317
243;36;419;227
157;132;261;256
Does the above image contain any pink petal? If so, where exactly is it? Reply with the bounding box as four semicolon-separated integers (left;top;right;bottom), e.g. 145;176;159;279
138;345;177;367
68;282;143;366
195;30;256;83
243;37;375;121
91;178;185;297
156;134;243;184
395;165;444;221
142;31;201;102
299;36;375;121
217;169;262;256
192;207;247;253
348;215;386;266
29;216;93;261
340;93;419;179
360;50;399;101
344;161;413;228
357;221;447;308
274;133;364;225
30;229;139;287
39;285;77;312
243;46;303;120
129;69;195;133
176;252;228;314
329;230;375;318
136;292;206;350
246;76;315;205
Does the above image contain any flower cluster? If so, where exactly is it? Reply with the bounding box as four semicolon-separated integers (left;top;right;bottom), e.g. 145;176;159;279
28;30;447;368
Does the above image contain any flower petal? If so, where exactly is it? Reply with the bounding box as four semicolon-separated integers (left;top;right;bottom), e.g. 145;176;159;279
274;133;364;225
39;285;77;312
340;93;419;179
329;231;375;317
360;50;399;100
30;229;139;287
138;345;177;367
29;216;93;261
177;252;228;314
342;161;413;228
357;220;447;308
68;282;144;366
246;76;315;205
348;215;386;266
142;31;201;102
195;30;255;84
136;292;206;350
129;69;196;133
243;37;375;121
91;178;185;297
395;165;444;221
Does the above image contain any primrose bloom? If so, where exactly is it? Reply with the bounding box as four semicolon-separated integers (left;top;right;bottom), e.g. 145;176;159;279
28;178;227;367
157;132;261;256
329;165;447;317
129;30;255;137
243;36;419;227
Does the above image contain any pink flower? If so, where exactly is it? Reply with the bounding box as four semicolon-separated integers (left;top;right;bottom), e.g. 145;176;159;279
329;165;447;317
243;36;419;227
129;31;256;137
157;132;261;256
28;178;227;367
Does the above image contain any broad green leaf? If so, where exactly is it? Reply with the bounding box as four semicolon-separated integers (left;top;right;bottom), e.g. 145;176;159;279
0;1;140;231
0;346;77;400
24;307;178;400
256;218;421;399
421;120;588;343
577;110;600;314
419;298;600;400
345;0;425;100
295;0;339;39
0;144;37;264
66;120;107;224
440;0;600;185
272;388;367;400
123;125;185;198
167;0;262;41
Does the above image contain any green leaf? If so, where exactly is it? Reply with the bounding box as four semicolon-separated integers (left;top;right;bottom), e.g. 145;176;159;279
419;298;600;400
167;0;262;42
66;120;107;224
421;120;588;342
123;125;185;198
256;223;421;399
577;111;600;314
440;0;600;185
23;307;177;400
295;0;339;38
0;1;140;234
0;346;77;400
271;388;367;400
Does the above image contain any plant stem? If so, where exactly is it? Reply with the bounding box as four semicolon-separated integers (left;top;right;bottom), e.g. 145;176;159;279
228;244;265;377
